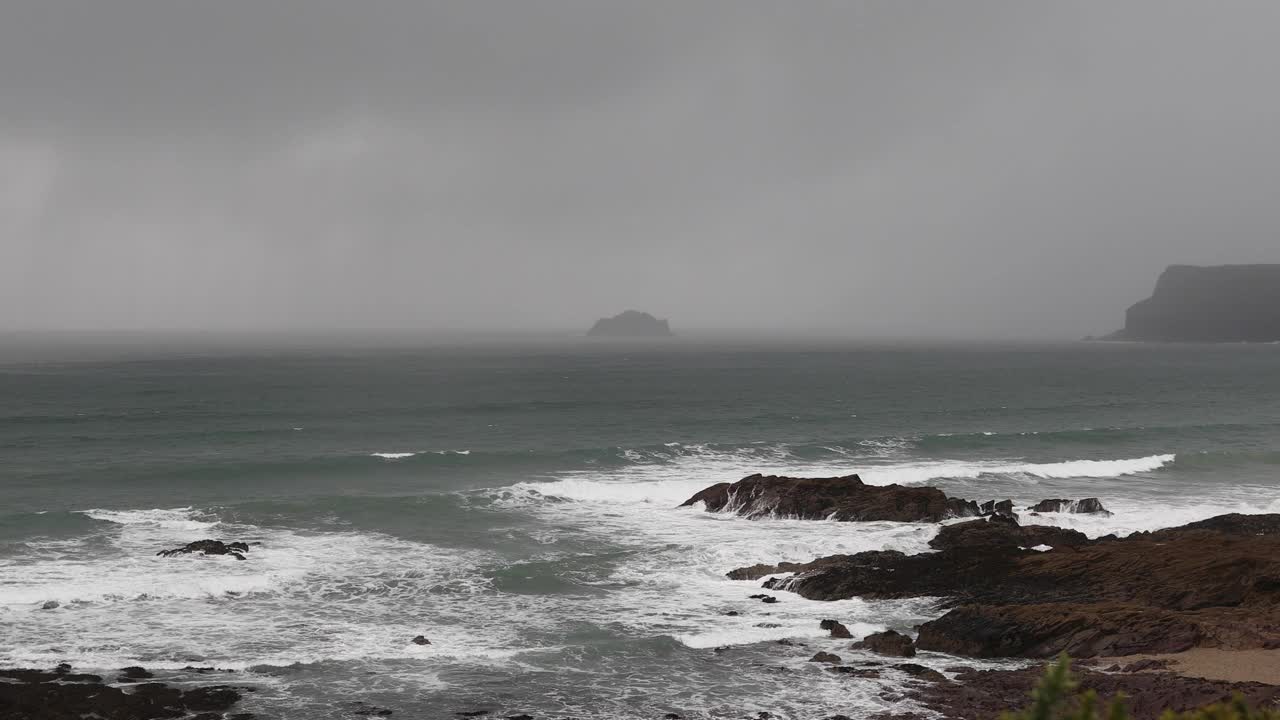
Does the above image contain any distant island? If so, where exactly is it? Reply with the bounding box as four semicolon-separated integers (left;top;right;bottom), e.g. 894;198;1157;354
586;310;673;337
1106;264;1280;342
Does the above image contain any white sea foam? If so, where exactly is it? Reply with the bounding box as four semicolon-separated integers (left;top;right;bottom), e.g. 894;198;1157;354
370;451;418;460
857;454;1176;486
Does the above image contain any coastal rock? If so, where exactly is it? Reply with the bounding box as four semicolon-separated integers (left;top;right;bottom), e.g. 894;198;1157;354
927;516;1090;552
906;663;1280;720
157;539;250;560
852;630;917;658
586;310;673;337
915;603;1205;658
0;666;243;720
979;499;1018;520
820;619;853;639
681;473;980;523
893;663;946;683
1108;264;1280;343
809;651;843;664
1029;498;1111;515
737;513;1280;658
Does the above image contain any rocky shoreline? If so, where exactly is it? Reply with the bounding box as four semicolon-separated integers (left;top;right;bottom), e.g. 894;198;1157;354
686;473;1280;718
0;665;251;720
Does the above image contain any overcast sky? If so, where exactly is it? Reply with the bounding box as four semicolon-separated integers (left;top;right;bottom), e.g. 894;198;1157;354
2;1;1278;338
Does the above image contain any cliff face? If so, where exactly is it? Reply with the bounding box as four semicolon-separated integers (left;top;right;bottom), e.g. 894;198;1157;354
586;310;673;337
1115;264;1280;342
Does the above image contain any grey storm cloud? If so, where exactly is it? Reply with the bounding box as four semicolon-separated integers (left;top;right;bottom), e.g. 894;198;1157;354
2;1;1279;336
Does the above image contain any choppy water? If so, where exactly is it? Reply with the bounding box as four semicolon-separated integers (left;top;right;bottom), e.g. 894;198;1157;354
2;338;1278;718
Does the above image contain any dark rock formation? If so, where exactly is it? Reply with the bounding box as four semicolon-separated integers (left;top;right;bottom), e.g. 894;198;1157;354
0;666;244;720
1029;497;1111;515
586;310;673;337
732;513;1280;659
157;540;250;560
905;663;1280;720
411;635;431;645
979;499;1018;521
852;630;917;658
820;619;853;639
809;651;843;664
927;516;1090;552
680;473;980;522
1109;264;1280;342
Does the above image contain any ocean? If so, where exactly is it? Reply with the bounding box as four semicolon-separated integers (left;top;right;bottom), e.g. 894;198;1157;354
2;337;1278;719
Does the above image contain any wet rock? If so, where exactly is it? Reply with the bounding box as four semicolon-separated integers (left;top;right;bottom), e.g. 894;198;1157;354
893;663;947;683
663;714;682;719
827;666;882;678
820;619;853;638
0;666;243;720
40;600;59;610
506;715;534;720
722;610;740;616
411;635;431;645
739;512;1280;659
809;651;843;664
118;666;153;679
1030;498;1111;515
852;630;917;657
979;499;1018;520
916;603;1207;658
760;596;778;604
754;623;782;628
157;539;250;560
681;473;980;522
927;516;1089;552
908;662;1280;720
455;712;491;718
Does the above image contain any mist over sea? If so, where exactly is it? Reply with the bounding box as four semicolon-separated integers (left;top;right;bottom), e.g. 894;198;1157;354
3;338;1278;718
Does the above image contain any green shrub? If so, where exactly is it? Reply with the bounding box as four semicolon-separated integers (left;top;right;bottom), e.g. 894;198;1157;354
1004;656;1280;720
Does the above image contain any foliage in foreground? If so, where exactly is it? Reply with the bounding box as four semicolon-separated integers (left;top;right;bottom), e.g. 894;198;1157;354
1003;656;1280;720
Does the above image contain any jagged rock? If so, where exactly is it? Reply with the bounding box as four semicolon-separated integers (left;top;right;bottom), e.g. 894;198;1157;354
827;666;882;678
681;473;980;522
411;635;431;645
820;619;853;638
809;651;843;664
1029;498;1111;515
40;600;59;610
156;539;250;560
586;310;673;337
979;499;1018;520
852;630;917;657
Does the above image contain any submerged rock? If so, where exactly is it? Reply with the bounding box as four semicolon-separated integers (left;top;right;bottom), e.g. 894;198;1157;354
157;539;250;560
411;635;431;645
809;651;843;664
681;473;980;523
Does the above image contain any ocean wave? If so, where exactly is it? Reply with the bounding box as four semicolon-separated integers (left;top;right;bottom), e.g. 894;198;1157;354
858;454;1175;486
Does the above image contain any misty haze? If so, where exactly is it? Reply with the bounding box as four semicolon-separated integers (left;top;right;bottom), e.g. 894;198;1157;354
3;3;1280;720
